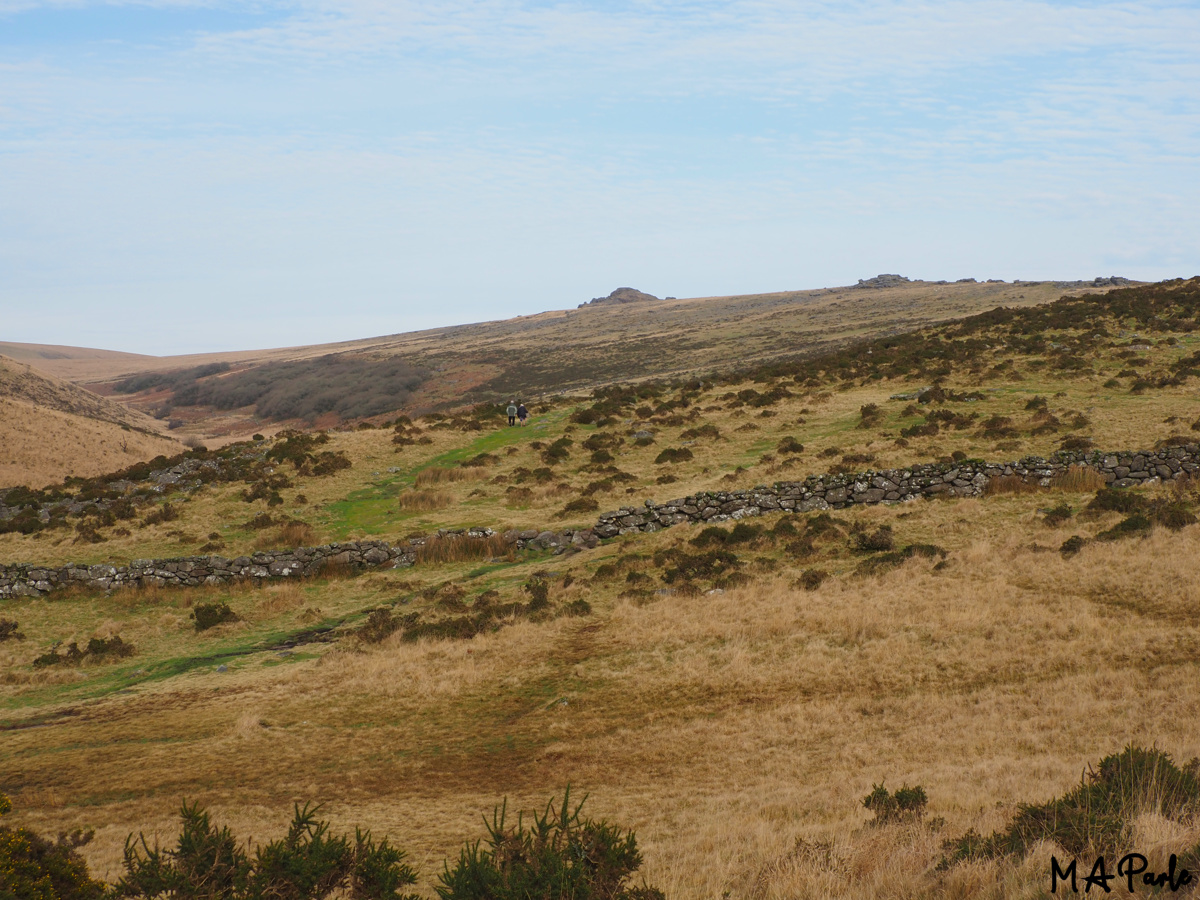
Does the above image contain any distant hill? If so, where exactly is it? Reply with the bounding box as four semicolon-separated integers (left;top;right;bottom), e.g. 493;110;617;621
6;278;1134;443
0;355;180;488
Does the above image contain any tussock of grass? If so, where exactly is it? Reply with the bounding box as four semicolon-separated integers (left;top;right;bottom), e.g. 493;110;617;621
412;533;510;565
398;489;452;511
1050;466;1107;492
253;521;318;550
416;467;478;487
983;475;1040;496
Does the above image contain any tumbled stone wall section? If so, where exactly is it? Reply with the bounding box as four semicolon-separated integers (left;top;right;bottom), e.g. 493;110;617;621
592;445;1200;537
0;526;601;600
0;540;411;599
4;445;1197;599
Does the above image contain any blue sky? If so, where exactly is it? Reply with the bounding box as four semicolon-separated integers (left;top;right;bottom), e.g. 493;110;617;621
1;0;1198;355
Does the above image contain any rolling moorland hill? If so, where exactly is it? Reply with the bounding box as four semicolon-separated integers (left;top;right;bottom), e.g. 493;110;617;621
0;355;181;488
2;278;1200;898
2;278;1124;446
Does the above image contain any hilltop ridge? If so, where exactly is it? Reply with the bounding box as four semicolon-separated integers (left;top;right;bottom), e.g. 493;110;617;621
577;287;661;307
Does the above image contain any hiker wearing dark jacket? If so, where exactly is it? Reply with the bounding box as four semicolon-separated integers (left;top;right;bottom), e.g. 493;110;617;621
517;402;528;425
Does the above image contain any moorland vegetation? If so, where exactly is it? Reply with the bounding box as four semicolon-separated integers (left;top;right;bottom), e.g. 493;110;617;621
3;278;1200;898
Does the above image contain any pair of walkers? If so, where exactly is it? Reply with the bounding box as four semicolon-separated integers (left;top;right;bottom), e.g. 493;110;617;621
506;401;528;426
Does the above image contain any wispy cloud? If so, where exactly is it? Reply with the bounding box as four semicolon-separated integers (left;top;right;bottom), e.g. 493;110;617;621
1;0;1198;352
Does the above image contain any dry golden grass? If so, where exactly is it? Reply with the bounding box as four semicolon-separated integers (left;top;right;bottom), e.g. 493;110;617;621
415;467;479;487
254;583;306;616
7;312;1200;897
398;489;452;511
5;517;1199;898
0;396;180;489
412;532;510;564
1050;465;1109;493
983;474;1042;496
253;522;318;550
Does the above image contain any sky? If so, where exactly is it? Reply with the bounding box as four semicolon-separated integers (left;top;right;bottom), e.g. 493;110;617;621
1;0;1198;355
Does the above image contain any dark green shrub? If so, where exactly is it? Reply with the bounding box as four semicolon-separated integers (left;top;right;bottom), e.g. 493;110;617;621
541;439;573;465
804;513;841;537
900;422;938;439
359;609;401;644
942;746;1200;865
1086;488;1145;514
853;526;894;553
858;403;882;428
0;619;22;642
1096;514;1152;541
771;518;798;537
32;642;84;669
728;522;763;544
560;497;600;515
1060;535;1087;555
1043;503;1072;527
85;636;135;661
679;424;720;440
653;447;693;464
0;509;45;535
863;782;928;824
32;636;133;667
979;415;1017;438
311;451;352;476
0;792;106;900
590;449;614;464
143;502;179;526
1153;501;1197;530
856;543;947;575
436;789;663;900
524;578;550;611
659;549;741;587
689;526;730;547
460;453;500;469
192;602;239;632
561;599;592;617
798;569;828;591
777;436;804;454
113;801;419;900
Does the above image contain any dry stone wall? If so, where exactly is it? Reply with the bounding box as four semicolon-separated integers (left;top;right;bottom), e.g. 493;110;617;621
0;526;598;600
593;445;1200;536
0;541;410;599
4;445;1198;600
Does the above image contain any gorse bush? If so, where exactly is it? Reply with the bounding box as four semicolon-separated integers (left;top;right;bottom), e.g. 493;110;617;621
653;447;693;464
852;525;894;553
192;602;239;632
0;793;106;900
0;618;24;642
113;801;420;900
943;745;1200;866
862;783;928;824
436;788;664;900
1087;488;1145;514
32;636;135;668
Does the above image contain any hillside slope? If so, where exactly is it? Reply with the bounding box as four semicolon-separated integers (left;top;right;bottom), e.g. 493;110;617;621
3;279;1200;899
5;279;1122;436
0;355;180;488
